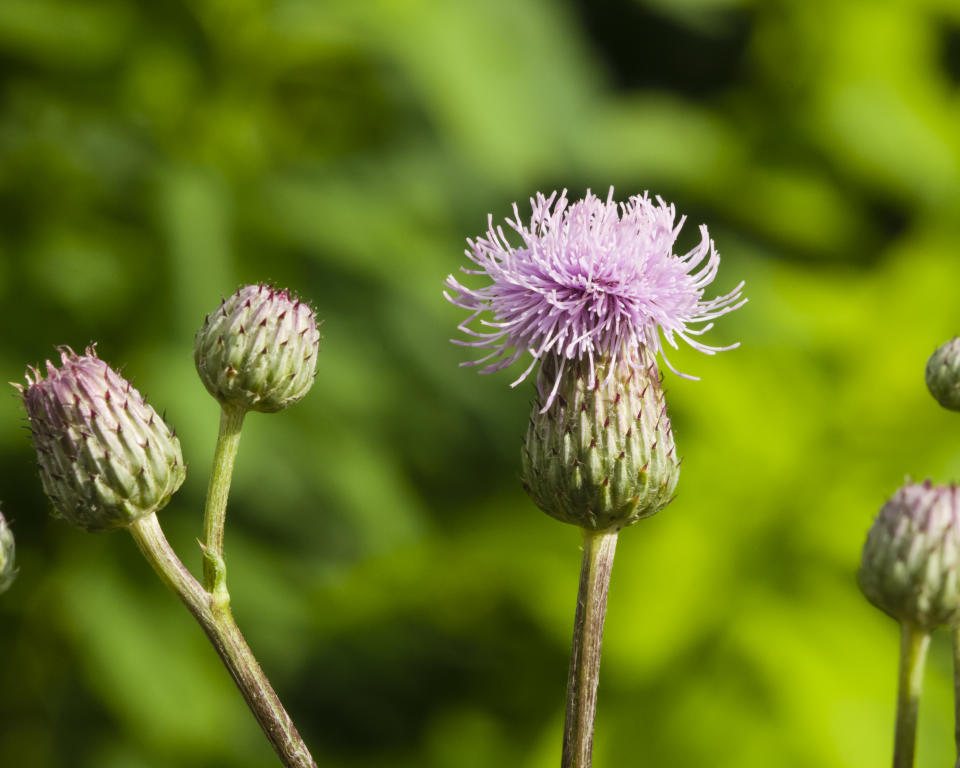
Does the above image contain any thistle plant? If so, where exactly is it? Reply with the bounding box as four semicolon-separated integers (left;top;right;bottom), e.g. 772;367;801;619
853;337;960;768
859;482;960;768
15;284;321;768
446;189;744;768
193;284;320;593
923;337;960;767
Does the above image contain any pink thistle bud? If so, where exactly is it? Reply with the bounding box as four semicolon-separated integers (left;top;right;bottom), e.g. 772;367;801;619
859;481;960;631
13;347;186;531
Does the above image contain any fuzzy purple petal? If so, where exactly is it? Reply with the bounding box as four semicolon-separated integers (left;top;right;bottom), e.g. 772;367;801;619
445;188;745;408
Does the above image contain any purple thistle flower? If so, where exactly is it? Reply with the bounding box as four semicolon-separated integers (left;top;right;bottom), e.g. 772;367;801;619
445;189;745;409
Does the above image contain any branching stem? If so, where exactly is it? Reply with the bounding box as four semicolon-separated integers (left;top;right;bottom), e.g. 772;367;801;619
130;513;317;768
127;402;317;768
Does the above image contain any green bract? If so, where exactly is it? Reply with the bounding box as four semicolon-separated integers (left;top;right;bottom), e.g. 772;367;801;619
521;348;680;532
194;284;321;414
859;482;960;631
14;347;186;532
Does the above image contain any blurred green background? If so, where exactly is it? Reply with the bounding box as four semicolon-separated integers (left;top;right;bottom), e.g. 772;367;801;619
2;0;960;765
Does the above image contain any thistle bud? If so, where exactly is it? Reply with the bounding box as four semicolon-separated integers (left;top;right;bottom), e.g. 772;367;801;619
13;347;186;532
521;348;680;532
0;508;16;594
925;337;960;412
858;481;960;631
194;284;320;414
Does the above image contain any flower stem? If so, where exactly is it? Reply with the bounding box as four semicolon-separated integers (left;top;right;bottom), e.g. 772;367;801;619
202;405;246;595
893;622;930;768
953;627;960;768
129;513;317;768
562;528;618;768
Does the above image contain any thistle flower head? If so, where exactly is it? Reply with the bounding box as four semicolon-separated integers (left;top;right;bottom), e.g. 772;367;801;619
859;481;960;631
194;284;321;414
0;508;16;594
926;337;960;412
13;347;186;531
445;189;745;409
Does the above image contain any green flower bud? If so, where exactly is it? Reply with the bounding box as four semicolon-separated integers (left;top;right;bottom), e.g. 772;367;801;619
926;337;960;412
194;284;321;413
521;348;680;532
0;508;16;594
13;347;186;532
858;481;960;631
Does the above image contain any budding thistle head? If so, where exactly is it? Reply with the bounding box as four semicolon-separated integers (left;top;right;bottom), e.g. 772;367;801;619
859;482;960;631
0;508;16;594
446;189;744;529
13;347;186;532
194;284;321;414
926;337;960;412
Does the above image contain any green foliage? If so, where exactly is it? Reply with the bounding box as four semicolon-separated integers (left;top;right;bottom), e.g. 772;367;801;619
2;0;960;765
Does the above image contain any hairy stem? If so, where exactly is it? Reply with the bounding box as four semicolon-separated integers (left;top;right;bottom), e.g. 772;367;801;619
561;528;618;768
202;405;245;594
893;622;930;768
129;513;317;768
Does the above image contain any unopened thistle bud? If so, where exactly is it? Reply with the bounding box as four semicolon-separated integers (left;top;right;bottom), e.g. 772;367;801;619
14;347;186;532
194;284;321;414
925;337;960;412
858;482;960;631
521;349;680;531
0;508;16;594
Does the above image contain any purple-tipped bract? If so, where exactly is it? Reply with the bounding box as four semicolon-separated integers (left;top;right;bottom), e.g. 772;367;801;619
445;189;745;408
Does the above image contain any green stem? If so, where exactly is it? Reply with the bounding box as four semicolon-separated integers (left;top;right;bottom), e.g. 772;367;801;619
893;622;930;768
129;513;317;768
202;405;246;595
953;627;960;768
561;528;618;768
